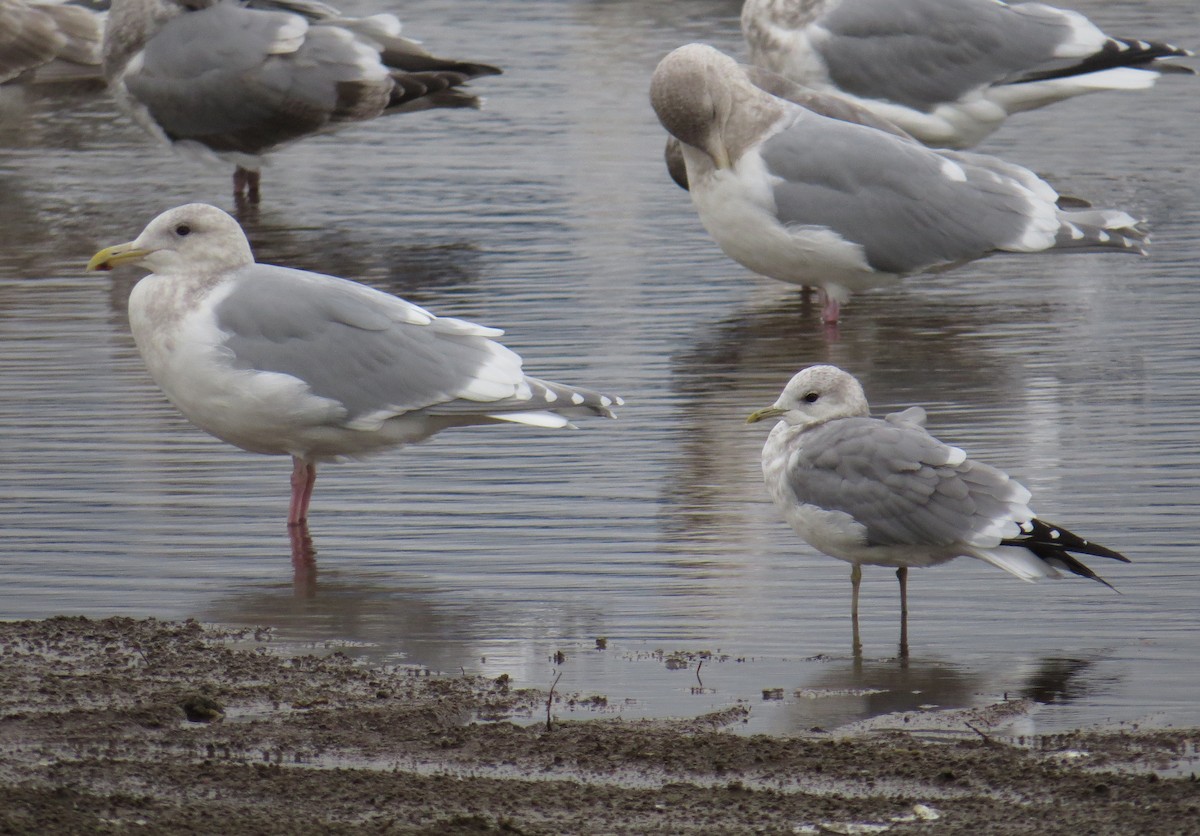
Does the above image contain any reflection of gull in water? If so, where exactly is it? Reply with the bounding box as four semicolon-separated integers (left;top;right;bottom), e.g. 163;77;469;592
748;365;1130;656
87;203;621;537
102;0;501;200
201;568;472;672
783;652;1104;734
741;0;1195;149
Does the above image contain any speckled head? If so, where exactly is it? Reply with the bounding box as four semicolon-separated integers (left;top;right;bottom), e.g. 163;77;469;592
748;365;871;427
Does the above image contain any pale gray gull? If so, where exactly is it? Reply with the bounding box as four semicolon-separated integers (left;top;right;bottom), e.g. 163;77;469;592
741;0;1194;148
747;365;1129;653
102;0;501;200
649;43;1147;324
87;203;621;527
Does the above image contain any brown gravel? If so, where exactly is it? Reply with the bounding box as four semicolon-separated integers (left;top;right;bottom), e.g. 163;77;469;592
0;616;1197;835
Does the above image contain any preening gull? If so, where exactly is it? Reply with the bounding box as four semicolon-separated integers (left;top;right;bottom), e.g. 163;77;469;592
747;365;1129;653
102;0;502;200
87;203;621;527
650;43;1147;323
0;0;104;85
741;0;1194;149
663;62;912;191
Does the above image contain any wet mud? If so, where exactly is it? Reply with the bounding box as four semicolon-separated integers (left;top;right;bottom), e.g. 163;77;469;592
1;617;1196;834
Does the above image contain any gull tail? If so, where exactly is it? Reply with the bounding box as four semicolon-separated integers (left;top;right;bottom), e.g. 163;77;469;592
1000;518;1131;590
1011;39;1195;86
1055;209;1147;255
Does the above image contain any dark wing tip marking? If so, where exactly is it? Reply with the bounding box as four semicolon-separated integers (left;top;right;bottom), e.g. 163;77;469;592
1003;517;1130;590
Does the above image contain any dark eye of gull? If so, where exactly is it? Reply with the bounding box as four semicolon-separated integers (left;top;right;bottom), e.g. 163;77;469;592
803;392;819;404
175;224;191;237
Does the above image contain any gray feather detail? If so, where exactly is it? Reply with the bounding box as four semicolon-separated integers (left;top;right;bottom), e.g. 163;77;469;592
786;417;1023;549
761;115;1033;274
214;265;512;423
816;0;1068;111
425;377;622;420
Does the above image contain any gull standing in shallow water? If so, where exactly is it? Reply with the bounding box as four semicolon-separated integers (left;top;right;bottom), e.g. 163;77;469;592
102;0;501;201
87;204;621;530
650;43;1147;324
747;365;1129;655
741;0;1194;149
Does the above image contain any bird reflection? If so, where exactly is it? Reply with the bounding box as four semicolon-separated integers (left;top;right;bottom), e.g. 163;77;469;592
199;565;480;673
782;651;1106;734
289;524;318;598
1018;656;1103;705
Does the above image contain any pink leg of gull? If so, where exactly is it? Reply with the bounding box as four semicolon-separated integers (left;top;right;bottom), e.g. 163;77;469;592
288;457;317;527
821;296;841;324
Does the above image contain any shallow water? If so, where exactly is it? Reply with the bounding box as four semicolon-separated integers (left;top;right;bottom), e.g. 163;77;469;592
1;0;1198;736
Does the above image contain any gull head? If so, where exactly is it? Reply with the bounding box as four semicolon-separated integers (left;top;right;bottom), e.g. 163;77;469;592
87;203;255;276
650;43;750;170
747;365;870;428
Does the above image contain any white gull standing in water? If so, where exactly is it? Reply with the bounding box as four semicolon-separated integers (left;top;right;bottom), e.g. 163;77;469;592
649;43;1147;323
87;203;621;529
747;365;1130;654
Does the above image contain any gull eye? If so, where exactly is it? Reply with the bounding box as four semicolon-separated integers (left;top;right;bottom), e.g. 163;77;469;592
175;223;191;237
803;392;820;404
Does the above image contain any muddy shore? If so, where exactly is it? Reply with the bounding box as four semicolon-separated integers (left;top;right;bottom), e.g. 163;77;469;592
0;617;1196;834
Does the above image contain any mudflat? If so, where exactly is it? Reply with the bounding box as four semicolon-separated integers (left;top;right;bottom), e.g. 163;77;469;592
0;617;1195;834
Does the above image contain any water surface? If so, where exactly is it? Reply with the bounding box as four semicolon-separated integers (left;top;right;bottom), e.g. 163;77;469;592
1;0;1198;736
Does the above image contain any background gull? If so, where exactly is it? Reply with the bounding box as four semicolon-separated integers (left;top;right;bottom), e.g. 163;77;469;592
87;203;621;530
741;0;1194;149
747;365;1130;655
102;0;501;201
649;43;1147;324
0;0;104;85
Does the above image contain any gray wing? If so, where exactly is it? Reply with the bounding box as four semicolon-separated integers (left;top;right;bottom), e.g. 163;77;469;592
120;2;393;154
789;417;1029;549
111;0;499;154
816;0;1070;110
214;265;526;426
759;113;1038;273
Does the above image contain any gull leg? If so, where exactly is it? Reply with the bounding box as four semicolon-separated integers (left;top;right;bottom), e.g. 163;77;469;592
288;457;317;527
821;296;841;325
851;563;863;658
233;167;262;203
896;567;909;659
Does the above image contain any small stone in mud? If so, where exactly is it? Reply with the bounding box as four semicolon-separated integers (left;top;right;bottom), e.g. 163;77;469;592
553;650;566;665
762;688;784;701
595;637;608;650
179;694;224;723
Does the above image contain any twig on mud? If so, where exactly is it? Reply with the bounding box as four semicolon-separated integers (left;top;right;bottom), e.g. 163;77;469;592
546;671;563;732
695;659;704;689
964;720;1000;747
